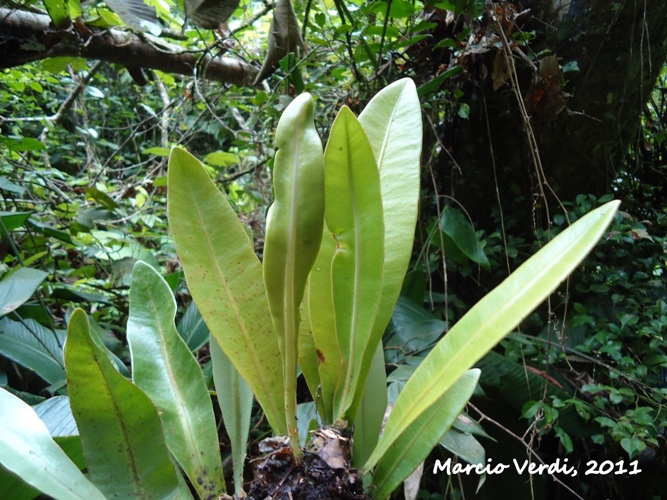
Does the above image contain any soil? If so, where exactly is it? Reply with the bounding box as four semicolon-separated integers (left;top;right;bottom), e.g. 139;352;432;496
246;427;373;500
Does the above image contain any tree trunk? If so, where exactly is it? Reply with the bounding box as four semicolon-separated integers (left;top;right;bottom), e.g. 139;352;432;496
442;0;667;226
542;0;667;197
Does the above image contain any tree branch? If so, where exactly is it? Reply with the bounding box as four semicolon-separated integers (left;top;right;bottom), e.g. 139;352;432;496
0;7;258;86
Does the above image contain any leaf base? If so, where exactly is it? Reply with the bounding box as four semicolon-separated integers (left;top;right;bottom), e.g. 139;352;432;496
248;429;371;499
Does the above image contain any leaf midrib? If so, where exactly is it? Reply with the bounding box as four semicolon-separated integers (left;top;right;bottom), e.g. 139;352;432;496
185;176;280;428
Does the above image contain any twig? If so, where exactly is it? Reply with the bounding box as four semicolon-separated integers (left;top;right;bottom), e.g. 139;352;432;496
155;73;171;149
468;403;585;500
221;160;266;185
301;0;313;41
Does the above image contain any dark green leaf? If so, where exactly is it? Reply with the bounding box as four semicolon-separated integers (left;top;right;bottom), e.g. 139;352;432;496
0;211;32;232
417;66;464;97
0;176;26;195
440;427;485;465
51;285;113;306
26;219;74;244
440;205;490;269
177;300;211;351
0;268;49;318
352;342;387;468
452;412;494;440
74;208;115;230
0;317;66;384
86;187;119;210
0;464;40;500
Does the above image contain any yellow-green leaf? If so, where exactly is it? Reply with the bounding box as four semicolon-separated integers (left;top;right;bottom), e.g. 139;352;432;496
323;107;385;421
263;93;325;450
353;78;421;418
298;283;321;404
372;369;480;499
365;201;620;471
307;225;339;421
168;147;286;434
43;0;70;28
352;341;387;468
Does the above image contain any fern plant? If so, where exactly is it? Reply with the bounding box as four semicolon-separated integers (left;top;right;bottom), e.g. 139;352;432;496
0;79;619;499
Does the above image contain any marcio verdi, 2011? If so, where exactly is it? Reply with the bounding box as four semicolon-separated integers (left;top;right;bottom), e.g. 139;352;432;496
432;457;643;478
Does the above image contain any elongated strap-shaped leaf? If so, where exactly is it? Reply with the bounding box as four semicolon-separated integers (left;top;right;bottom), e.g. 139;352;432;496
211;337;253;497
353;78;421;418
168;146;286;435
127;262;225;499
371;369;480;499
307;226;340;421
263;92;325;451
324;107;385;421
351;341;387;468
0;387;105;500
298;283;321;402
65;309;189;499
364;201;620;471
